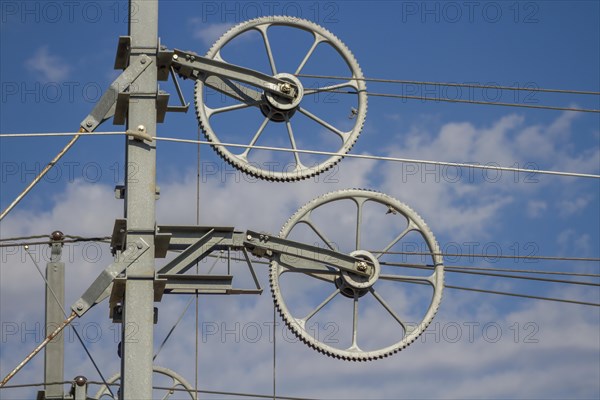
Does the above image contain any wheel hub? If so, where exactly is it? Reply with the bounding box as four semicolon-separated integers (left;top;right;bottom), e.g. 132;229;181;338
337;250;381;298
261;73;304;122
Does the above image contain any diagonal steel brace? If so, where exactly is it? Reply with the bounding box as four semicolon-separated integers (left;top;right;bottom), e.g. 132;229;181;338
71;238;150;317
79;54;153;133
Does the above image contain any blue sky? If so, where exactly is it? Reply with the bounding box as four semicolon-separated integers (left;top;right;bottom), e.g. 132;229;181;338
1;1;599;399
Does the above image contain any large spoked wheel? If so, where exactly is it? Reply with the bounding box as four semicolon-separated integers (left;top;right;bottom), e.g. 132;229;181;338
94;366;196;399
195;16;367;181
270;189;444;361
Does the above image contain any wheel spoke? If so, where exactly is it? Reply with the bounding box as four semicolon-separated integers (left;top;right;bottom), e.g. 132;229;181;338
351;290;359;349
206;102;256;118
298;107;347;140
301;288;340;323
203;75;264;105
160;386;176;400
277;256;338;283
304;80;357;95
355;198;366;250
300;214;337;251
370;288;407;333
257;26;278;75
239;117;270;159
285;115;305;169
295;34;325;75
375;221;418;260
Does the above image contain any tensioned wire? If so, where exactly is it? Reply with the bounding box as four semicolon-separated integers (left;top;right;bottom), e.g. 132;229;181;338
3;236;600;309
0;381;321;400
17;247;115;396
1;235;599;264
297;73;600;113
1;131;598;179
201;255;599;307
2;235;599;264
296;74;600;96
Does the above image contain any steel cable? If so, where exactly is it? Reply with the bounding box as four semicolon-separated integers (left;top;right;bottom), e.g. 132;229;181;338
296;73;600;96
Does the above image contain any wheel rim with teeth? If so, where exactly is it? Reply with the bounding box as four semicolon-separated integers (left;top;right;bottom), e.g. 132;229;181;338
195;16;367;182
270;189;444;361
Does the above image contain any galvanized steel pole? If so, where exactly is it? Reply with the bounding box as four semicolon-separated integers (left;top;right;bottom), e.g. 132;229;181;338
44;231;65;399
121;1;158;398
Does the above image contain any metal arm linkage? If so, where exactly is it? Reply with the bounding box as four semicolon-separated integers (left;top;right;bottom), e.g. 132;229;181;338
243;230;372;277
168;48;298;100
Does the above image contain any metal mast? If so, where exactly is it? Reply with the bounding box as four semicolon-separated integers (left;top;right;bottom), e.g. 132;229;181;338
121;1;158;397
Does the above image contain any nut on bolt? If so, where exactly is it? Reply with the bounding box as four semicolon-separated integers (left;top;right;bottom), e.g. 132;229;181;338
357;262;368;272
76;303;84;311
281;83;292;93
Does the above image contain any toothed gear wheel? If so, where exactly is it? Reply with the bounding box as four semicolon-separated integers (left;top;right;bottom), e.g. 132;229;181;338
195;16;367;181
270;189;444;361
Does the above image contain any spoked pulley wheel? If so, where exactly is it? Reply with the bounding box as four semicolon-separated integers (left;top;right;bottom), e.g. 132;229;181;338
270;189;444;361
195;16;367;181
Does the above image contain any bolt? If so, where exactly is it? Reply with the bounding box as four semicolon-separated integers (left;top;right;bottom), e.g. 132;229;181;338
86;120;93;128
172;54;179;61
74;375;87;386
247;235;253;241
76;303;84;311
264;235;270;241
136;242;143;249
357;262;367;272
137;125;146;132
259;234;265;240
140;57;147;64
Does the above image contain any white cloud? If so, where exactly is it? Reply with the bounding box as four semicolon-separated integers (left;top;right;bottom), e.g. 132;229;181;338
527;200;547;218
1;112;598;399
191;20;235;48
25;46;71;82
377;111;598;242
556;228;592;256
558;196;592;217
